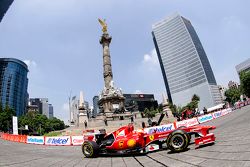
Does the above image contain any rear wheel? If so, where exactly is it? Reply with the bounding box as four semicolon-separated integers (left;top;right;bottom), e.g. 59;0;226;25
167;130;190;152
82;141;99;158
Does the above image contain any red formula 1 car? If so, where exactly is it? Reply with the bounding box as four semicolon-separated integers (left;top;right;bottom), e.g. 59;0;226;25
82;123;216;158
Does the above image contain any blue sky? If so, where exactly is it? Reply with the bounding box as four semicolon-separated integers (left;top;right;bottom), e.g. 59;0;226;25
0;0;249;123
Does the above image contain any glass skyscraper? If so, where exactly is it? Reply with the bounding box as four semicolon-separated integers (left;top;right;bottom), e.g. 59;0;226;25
0;0;14;22
152;13;222;109
0;58;29;116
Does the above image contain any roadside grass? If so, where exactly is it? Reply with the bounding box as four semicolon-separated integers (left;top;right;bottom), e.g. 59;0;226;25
44;131;62;137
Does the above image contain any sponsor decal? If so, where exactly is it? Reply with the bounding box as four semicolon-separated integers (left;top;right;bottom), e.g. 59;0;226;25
127;139;136;148
45;136;71;146
119;140;124;148
198;114;213;123
27;136;44;145
176;118;199;128
71;136;84;145
221;109;229;116
227;108;232;113
144;123;175;134
149;135;154;141
212;111;222;119
146;144;159;152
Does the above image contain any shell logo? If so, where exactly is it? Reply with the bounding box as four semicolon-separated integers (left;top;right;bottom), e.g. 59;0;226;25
127;139;136;148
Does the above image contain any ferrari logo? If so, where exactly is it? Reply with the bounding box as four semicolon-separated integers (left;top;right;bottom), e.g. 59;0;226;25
149;135;154;141
119;141;124;148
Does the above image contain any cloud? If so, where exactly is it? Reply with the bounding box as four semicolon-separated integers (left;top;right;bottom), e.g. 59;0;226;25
23;60;37;68
143;49;158;65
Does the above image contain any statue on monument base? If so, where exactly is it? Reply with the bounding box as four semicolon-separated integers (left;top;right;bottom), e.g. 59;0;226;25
97;18;131;121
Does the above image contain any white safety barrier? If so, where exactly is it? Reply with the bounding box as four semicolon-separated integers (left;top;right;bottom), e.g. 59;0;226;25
71;136;84;146
27;136;45;145
176;117;199;128
197;113;213;124
45;136;71;146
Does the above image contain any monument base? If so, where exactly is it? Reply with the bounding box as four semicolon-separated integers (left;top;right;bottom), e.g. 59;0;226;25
79;113;88;127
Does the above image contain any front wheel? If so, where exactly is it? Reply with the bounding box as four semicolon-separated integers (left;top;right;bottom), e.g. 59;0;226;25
82;141;99;158
167;130;190;152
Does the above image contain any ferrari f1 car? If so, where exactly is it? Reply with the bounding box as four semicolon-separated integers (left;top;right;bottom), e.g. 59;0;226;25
82;123;216;158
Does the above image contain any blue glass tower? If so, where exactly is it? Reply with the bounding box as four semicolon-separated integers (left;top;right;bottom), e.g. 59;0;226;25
0;0;14;22
0;58;29;116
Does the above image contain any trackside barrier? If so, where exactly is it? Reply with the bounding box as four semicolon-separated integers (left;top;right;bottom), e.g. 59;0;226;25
27;136;45;145
1;133;27;143
71;136;85;146
45;136;71;146
176;117;199;128
197;113;213;124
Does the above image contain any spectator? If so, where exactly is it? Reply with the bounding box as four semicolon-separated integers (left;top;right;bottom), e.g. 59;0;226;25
203;107;208;115
84;120;87;128
148;118;152;126
142;122;146;128
104;118;108;126
130;115;134;123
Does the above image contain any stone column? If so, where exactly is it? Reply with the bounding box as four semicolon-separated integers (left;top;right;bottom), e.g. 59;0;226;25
100;33;113;89
162;93;173;118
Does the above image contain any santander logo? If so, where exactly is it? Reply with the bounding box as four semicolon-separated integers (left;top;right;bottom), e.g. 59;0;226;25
73;139;84;143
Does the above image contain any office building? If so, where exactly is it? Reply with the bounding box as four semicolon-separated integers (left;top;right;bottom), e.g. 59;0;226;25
236;58;250;75
152;13;222;109
29;98;49;118
123;94;158;112
92;96;100;118
0;58;28;116
218;85;227;101
0;0;14;22
228;81;239;89
48;104;54;119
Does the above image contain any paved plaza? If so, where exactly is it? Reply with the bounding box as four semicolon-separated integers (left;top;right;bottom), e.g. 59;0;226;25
1;105;250;167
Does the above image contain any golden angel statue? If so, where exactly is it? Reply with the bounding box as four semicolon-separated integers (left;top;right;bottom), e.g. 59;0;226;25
98;18;108;33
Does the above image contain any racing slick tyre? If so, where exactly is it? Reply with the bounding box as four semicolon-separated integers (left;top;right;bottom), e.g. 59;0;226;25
167;130;190;153
82;141;99;158
177;126;191;142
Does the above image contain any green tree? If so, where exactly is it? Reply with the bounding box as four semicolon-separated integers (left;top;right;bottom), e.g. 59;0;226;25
144;108;157;118
0;105;16;132
19;111;65;135
240;71;250;97
225;88;241;104
191;94;200;102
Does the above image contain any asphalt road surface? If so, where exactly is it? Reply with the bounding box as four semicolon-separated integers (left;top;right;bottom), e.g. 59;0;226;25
1;105;250;167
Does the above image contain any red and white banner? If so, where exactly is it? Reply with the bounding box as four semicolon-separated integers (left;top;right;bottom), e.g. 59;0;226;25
45;136;71;146
176;118;199;128
71;136;84;145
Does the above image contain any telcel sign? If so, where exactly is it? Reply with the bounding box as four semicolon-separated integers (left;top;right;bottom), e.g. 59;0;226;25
45;136;71;146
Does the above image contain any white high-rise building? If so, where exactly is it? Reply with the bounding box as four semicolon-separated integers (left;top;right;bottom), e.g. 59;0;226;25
152;13;222;109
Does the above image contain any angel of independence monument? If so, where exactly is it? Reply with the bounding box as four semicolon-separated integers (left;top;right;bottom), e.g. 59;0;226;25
97;19;131;120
